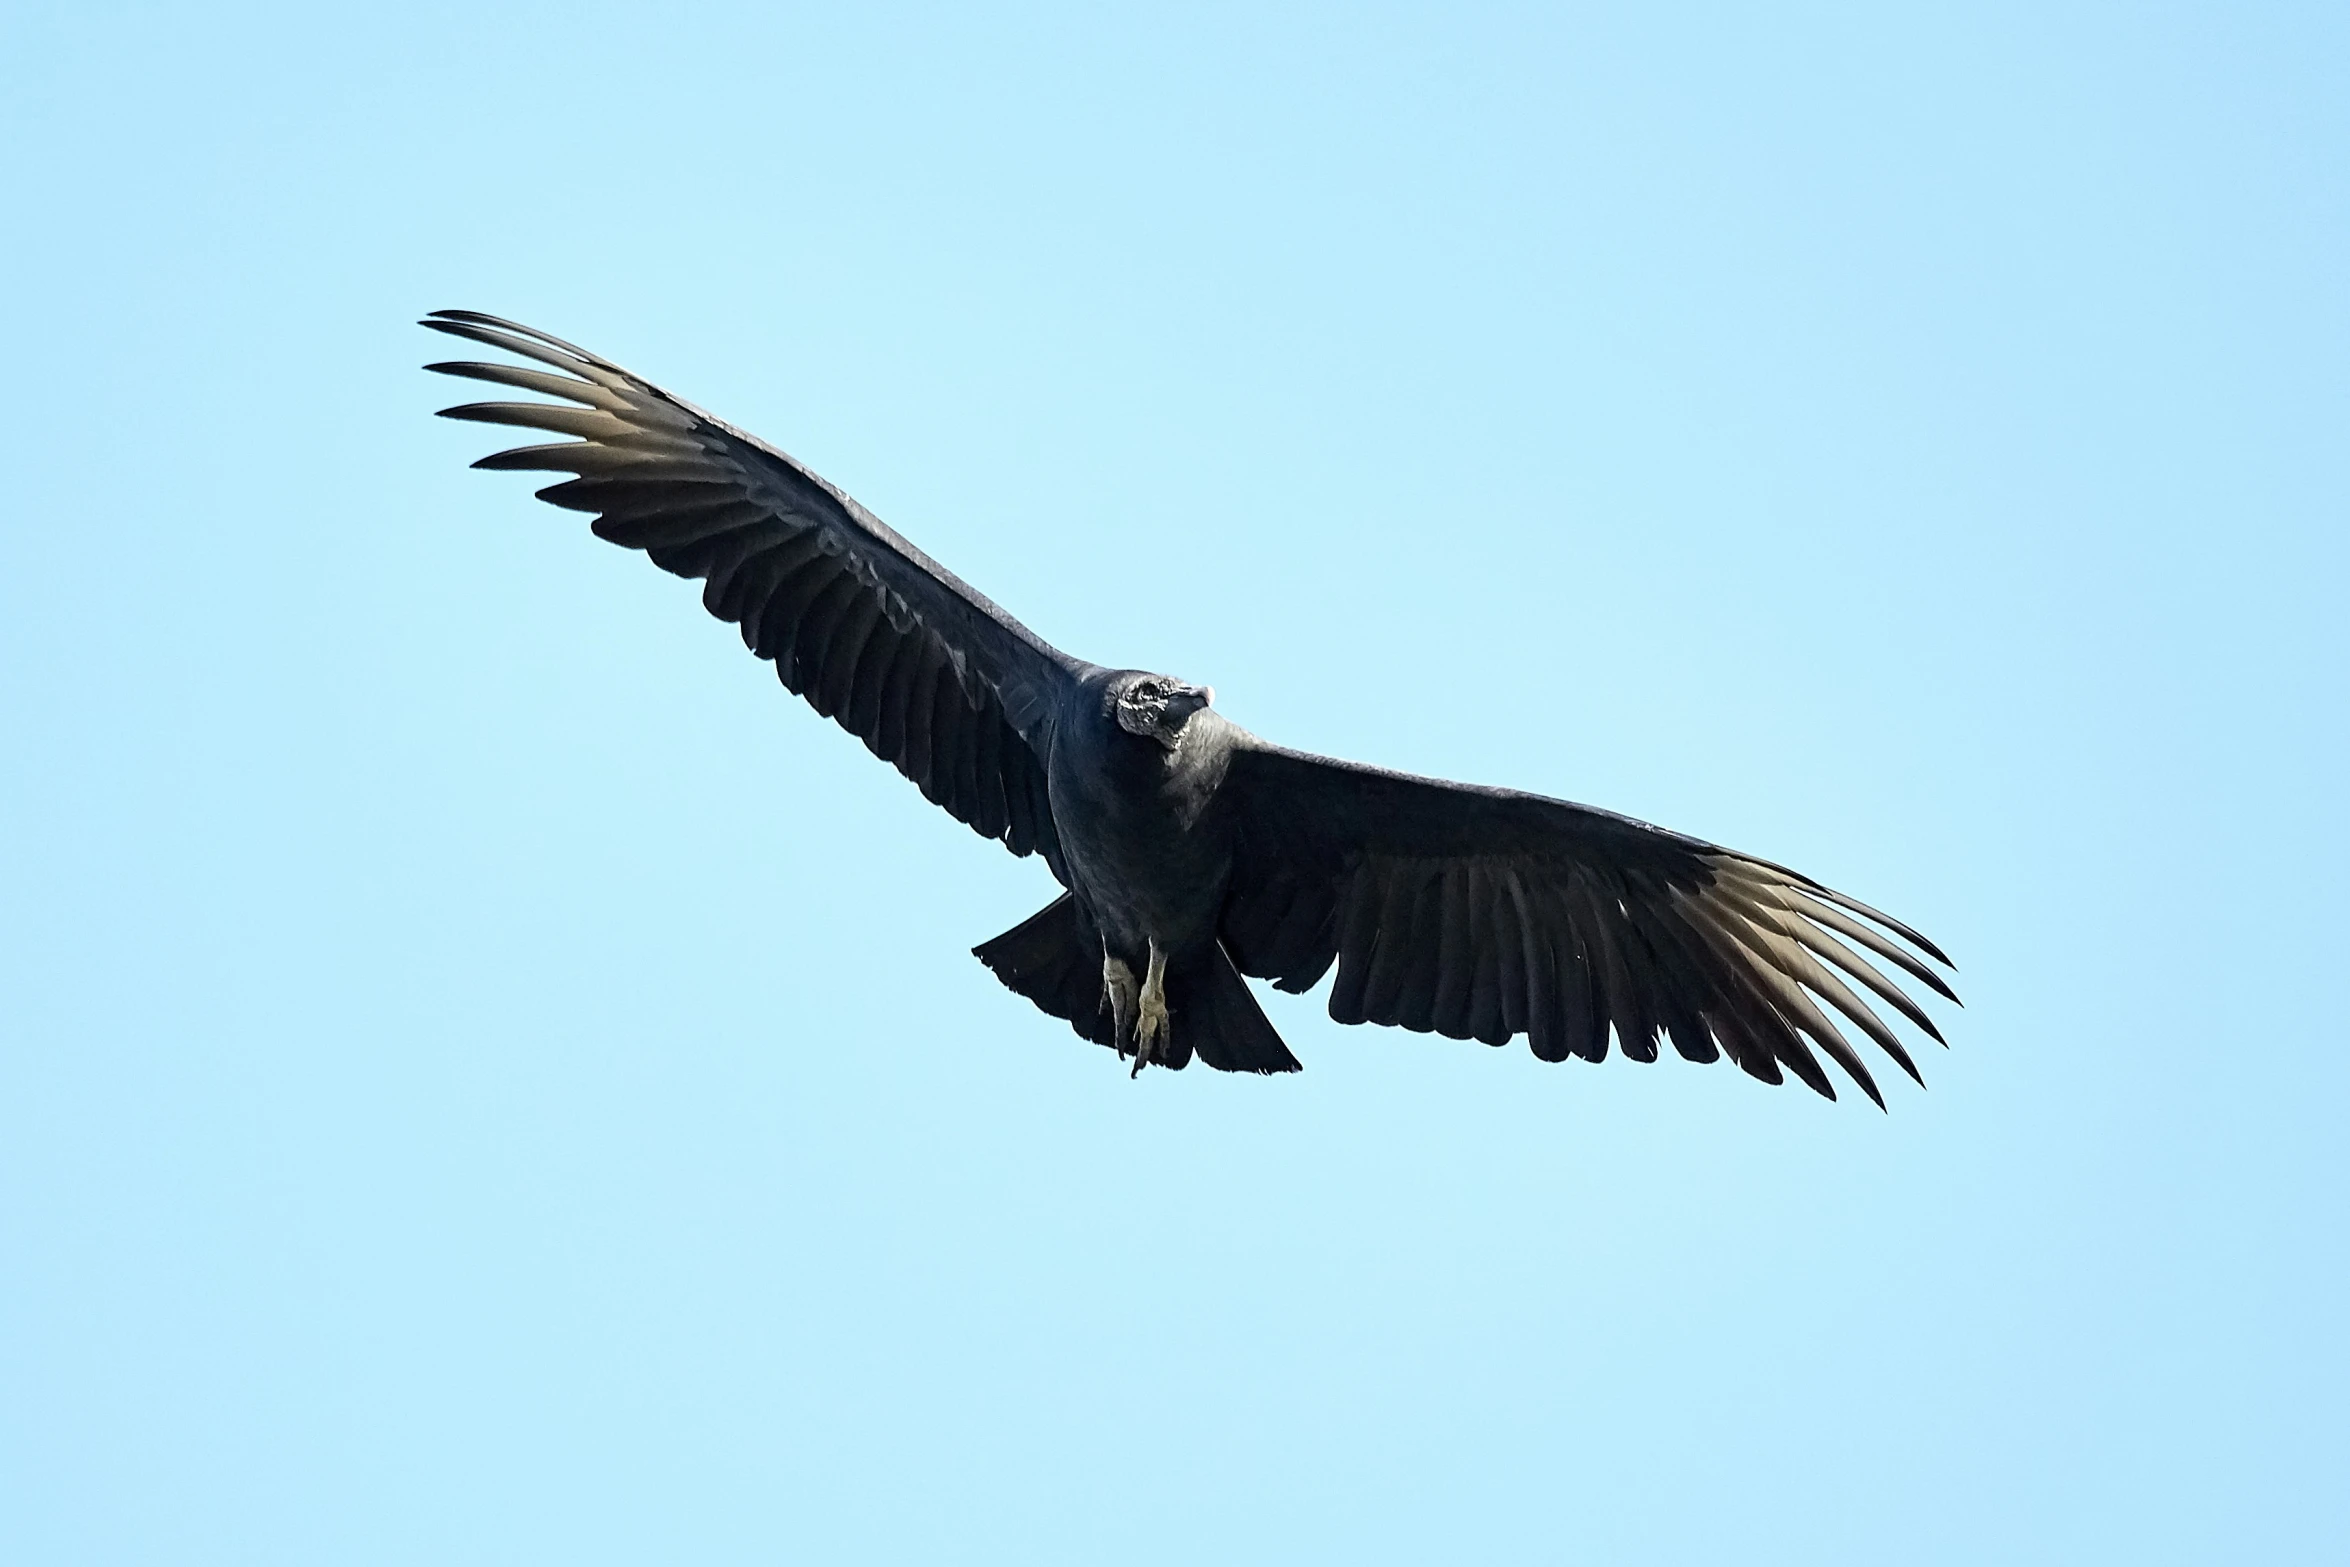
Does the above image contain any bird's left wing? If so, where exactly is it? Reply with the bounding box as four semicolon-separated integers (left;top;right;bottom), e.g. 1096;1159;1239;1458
1215;740;1957;1105
424;311;1084;871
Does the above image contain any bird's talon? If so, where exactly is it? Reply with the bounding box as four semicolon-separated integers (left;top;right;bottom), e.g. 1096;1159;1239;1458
1127;940;1170;1075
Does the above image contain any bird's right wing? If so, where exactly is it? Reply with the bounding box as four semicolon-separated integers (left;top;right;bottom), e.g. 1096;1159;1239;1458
1216;741;1957;1105
425;311;1084;873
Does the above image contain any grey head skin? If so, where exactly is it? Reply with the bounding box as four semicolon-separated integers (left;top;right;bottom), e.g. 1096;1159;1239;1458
1113;674;1214;750
425;311;1960;1105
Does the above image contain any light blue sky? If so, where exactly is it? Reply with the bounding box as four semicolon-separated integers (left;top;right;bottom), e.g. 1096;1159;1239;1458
3;3;2343;1561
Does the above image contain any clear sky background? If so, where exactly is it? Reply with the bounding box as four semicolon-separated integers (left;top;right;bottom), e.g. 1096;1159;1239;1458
3;3;2343;1562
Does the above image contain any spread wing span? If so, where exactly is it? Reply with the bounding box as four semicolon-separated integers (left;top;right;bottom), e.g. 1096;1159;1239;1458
1218;743;1957;1106
424;311;1080;872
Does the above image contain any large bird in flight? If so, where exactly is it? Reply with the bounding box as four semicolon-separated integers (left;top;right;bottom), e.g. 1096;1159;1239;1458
426;311;1956;1103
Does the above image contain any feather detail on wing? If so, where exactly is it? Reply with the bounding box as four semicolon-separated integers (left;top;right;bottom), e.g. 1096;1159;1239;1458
1217;742;1957;1106
423;311;1078;872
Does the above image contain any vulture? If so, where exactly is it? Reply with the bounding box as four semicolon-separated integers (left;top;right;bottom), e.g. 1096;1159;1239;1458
425;310;1957;1103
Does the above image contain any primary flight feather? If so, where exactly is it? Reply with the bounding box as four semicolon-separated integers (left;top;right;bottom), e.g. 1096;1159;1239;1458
426;310;1956;1103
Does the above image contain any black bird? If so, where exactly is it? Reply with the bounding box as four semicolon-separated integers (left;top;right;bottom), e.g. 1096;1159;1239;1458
425;311;1957;1103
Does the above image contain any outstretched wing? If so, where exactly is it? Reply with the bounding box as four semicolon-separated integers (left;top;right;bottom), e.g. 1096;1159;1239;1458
1216;742;1957;1106
425;311;1082;873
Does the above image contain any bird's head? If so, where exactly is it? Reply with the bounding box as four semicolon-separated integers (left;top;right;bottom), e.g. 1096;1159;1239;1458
1113;672;1215;750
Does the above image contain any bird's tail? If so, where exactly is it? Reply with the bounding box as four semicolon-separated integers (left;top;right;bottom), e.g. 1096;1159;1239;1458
973;897;1302;1075
1171;946;1301;1074
972;894;1117;1048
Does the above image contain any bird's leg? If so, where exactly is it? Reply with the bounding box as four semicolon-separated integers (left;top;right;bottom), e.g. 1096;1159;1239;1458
1131;940;1171;1078
1103;953;1139;1060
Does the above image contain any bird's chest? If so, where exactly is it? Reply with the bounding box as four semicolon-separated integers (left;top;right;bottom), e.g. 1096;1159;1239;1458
1047;728;1231;949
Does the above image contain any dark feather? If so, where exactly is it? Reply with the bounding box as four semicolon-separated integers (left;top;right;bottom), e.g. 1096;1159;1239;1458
427;359;628;410
1217;742;1956;1100
424;310;1077;874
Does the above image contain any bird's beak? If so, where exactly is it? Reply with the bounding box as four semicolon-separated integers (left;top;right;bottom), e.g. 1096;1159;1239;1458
1167;684;1214;722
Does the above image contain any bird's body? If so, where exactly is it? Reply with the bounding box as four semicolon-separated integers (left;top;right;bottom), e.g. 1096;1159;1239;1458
427;310;1957;1102
1048;673;1233;965
1041;674;1267;1072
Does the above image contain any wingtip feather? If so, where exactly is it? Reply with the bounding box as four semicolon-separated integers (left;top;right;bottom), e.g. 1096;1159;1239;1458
422;309;608;364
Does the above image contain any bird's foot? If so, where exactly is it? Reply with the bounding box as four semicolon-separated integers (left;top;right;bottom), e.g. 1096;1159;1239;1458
1103;954;1139;1062
1130;942;1171;1078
